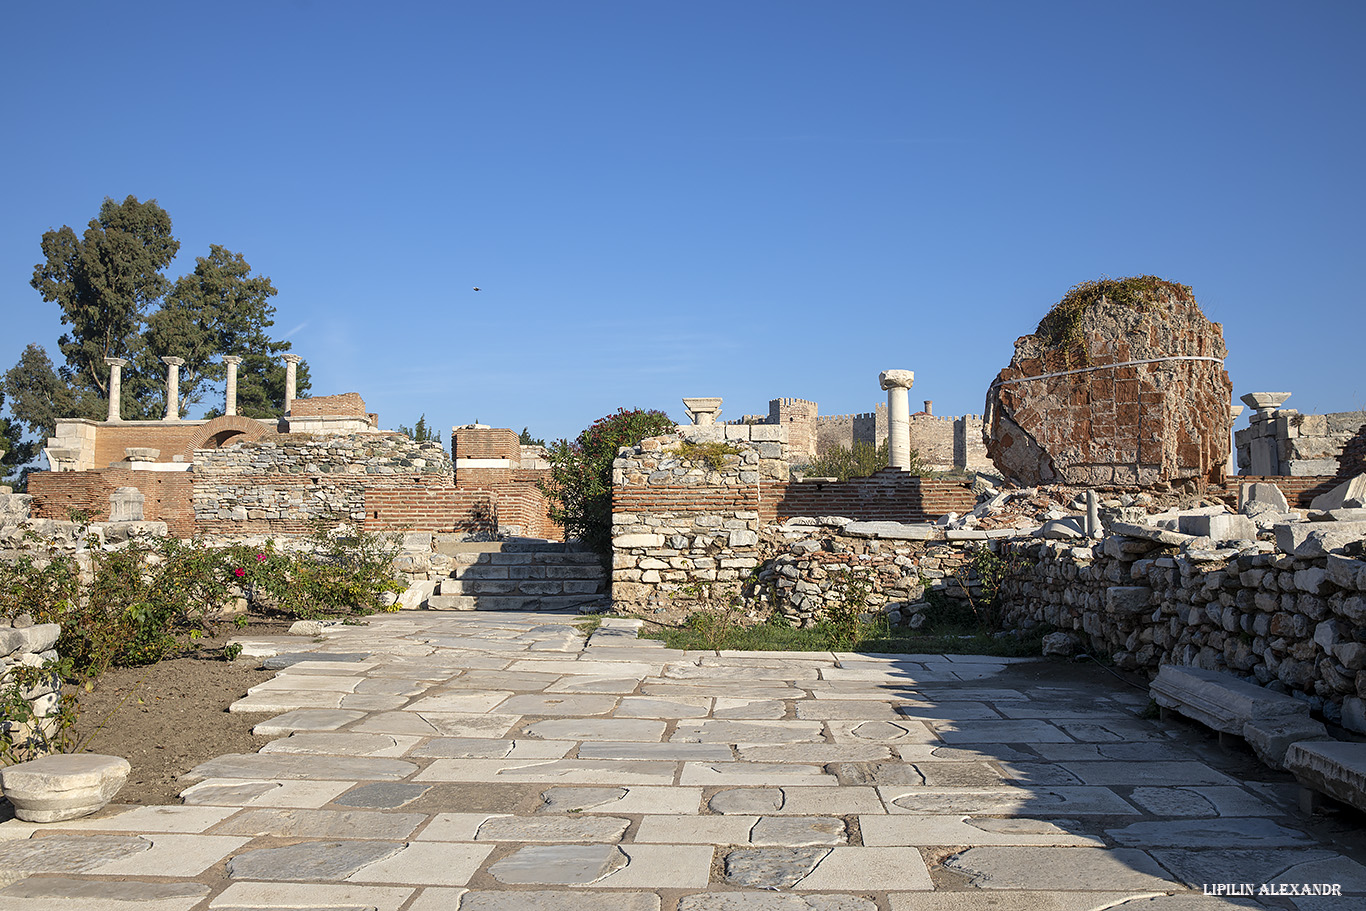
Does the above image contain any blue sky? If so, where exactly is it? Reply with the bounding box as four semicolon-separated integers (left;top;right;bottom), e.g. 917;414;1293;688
2;1;1363;444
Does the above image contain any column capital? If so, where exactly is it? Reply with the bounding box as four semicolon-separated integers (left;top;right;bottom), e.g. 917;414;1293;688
104;357;128;368
879;369;914;391
221;355;243;366
161;356;185;367
281;353;302;365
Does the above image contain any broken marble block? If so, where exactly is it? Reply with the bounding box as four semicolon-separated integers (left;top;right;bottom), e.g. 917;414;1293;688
0;753;131;822
1150;664;1307;736
1179;512;1257;541
1285;740;1366;814
1240;481;1289;515
1309;473;1366;513
1242;715;1331;771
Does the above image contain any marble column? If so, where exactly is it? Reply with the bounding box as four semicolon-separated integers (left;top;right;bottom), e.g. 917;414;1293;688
879;369;915;470
161;357;184;421
104;357;128;423
681;398;723;426
222;356;242;417
282;354;301;415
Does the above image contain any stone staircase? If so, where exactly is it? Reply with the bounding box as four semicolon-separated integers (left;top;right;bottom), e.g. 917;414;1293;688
425;538;609;612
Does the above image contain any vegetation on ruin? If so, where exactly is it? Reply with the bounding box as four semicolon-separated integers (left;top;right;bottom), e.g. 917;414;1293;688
799;439;925;480
669;440;745;471
398;414;441;443
519;427;547;447
2;197;310;485
1034;275;1193;367
540;407;676;561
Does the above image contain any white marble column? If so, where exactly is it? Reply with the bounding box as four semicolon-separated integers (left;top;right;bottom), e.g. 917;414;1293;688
282;354;301;415
222;356;242;416
681;398;722;426
104;357;128;423
161;357;184;421
879;369;915;470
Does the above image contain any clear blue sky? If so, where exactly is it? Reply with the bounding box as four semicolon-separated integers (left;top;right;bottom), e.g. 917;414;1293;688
3;1;1363;444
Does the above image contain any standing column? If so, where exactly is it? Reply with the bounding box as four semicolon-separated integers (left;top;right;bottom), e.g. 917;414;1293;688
104;357;128;422
282;353;301;415
879;369;915;470
222;356;242;416
161;357;184;421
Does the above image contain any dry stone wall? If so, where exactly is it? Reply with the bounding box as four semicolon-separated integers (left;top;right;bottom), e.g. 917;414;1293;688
995;536;1366;731
610;427;789;608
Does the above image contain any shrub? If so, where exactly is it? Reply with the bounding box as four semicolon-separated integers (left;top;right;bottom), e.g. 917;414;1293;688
540;407;676;560
800;439;924;481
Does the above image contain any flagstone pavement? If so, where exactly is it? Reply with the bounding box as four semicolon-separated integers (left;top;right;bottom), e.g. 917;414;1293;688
1;611;1363;911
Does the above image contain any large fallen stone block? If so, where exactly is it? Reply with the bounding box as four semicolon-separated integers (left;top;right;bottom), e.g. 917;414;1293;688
0;753;130;822
1275;521;1366;558
1242;716;1331;771
1309;474;1366;512
1285;740;1366;813
1150;664;1307;735
1240;482;1289;514
1178;512;1257;541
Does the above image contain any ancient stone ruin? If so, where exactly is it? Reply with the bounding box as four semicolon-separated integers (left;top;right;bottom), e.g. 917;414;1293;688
984;277;1233;489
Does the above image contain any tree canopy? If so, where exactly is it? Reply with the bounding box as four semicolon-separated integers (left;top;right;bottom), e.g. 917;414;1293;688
3;197;310;470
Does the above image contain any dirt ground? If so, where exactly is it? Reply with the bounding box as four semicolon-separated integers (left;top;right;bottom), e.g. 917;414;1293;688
63;619;286;806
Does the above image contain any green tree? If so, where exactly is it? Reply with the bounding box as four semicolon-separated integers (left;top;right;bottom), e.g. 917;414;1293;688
519;427;546;446
540;407;675;560
802;439;922;481
30;196;179;405
398;414;440;443
148;244;306;418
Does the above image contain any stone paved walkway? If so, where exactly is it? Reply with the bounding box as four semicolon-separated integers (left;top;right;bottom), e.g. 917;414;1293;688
1;611;1363;911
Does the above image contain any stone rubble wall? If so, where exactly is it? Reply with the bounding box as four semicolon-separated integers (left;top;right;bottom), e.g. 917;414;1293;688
994;536;1366;732
610;428;789;608
751;521;989;627
0;614;63;754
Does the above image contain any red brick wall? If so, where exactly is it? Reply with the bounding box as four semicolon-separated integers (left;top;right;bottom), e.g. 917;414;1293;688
29;468;195;537
454;428;520;460
291;393;366;417
775;470;976;522
1215;476;1341;509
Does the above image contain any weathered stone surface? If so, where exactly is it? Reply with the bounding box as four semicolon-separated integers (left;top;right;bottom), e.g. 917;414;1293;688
226;839;402;880
1150;664;1307;735
749;816;847;846
680;895;876;911
488;844;628;885
0;753;130;822
475;814;630;842
710;787;786;814
461;892;660;911
1275;520;1366;558
945;845;1181;890
984;281;1232;487
0;834;149;875
1310;473;1366;512
724;847;830;888
1242;715;1331;770
334;782;431;808
1285;740;1366;812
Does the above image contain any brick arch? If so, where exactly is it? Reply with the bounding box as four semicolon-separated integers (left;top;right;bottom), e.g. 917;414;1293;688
181;415;269;460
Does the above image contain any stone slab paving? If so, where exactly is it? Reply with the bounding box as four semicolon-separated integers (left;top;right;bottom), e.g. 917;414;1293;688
2;609;1364;911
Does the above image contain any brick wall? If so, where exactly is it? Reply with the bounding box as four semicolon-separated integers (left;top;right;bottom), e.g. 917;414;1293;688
291;393;366;417
28;468;195;537
775;470;976;522
1212;475;1342;509
454;427;520;460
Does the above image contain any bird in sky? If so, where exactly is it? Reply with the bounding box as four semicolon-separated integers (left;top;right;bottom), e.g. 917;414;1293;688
473;287;481;291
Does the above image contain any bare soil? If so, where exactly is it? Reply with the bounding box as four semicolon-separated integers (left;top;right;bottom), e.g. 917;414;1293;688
63;619;288;806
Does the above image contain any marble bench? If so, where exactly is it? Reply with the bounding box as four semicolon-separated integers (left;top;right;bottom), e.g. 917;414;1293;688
1285;741;1366;814
1150;664;1329;769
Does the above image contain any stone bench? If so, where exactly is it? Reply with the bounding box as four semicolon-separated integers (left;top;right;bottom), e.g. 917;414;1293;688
1150;664;1329;769
1285;741;1366;814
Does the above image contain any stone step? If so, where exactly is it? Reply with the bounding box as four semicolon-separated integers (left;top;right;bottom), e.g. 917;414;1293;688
437;578;605;597
426;592;607;612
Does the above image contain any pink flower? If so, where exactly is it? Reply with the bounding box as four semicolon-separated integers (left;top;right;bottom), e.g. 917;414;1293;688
234;568;246;578
255;553;267;561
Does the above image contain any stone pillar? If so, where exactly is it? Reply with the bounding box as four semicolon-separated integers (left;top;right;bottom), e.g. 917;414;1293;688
1228;404;1244;476
1241;392;1290;476
681;398;723;426
161;357;184;421
222;356;242;417
879;370;915;470
282;354;301;415
104;357;128;423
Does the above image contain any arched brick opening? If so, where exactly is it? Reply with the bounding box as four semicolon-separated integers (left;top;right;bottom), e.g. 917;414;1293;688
181;415;269;460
